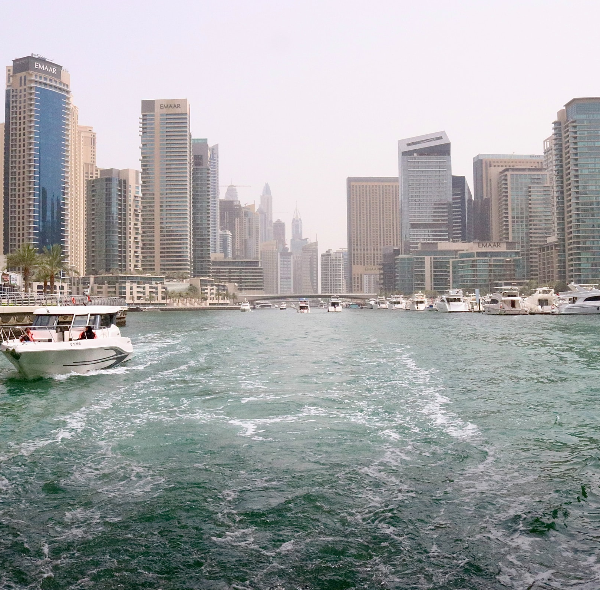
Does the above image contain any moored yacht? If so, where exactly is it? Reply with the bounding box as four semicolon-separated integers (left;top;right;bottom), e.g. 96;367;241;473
0;306;133;379
366;298;378;309
409;292;427;311
554;284;600;314
328;297;342;312
376;296;389;309
389;295;405;310
279;302;287;310
297;298;310;313
436;289;470;313
240;300;251;312
484;287;528;315
525;287;556;314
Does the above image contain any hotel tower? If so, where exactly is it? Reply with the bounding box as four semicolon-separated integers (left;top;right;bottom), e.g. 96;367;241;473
140;99;192;275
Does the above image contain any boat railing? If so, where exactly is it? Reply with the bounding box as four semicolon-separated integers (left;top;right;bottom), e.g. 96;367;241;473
0;326;26;343
0;292;126;308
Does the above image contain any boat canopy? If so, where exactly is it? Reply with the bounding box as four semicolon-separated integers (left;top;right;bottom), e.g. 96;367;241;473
33;305;124;315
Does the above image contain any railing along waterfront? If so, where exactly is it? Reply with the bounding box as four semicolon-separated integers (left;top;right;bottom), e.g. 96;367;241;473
0;293;126;307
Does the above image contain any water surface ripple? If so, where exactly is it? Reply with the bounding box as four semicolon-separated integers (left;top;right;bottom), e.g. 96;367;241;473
1;310;600;589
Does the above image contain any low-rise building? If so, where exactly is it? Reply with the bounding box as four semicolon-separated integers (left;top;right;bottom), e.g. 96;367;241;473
210;259;264;293
72;275;167;304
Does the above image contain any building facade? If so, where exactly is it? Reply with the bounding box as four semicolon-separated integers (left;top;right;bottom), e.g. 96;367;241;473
321;248;347;294
86;168;141;275
4;56;72;258
140;99;192;275
210;259;264;293
191;138;211;277
347;177;400;293
258;183;273;244
472;154;544;242
209;144;220;254
451;175;473;242
398;132;452;252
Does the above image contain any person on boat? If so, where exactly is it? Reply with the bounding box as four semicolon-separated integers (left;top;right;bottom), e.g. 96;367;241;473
79;325;96;340
20;328;34;342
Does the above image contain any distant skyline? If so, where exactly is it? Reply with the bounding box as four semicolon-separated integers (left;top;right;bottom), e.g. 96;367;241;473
2;0;599;254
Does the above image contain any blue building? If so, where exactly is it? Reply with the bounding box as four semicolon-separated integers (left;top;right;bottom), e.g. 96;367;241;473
4;55;71;255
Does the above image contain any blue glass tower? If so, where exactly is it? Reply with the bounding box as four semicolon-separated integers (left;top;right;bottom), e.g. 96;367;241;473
4;56;70;255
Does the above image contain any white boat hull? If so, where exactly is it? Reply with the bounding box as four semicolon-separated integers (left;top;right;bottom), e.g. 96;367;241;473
1;337;133;379
436;302;470;313
555;304;600;314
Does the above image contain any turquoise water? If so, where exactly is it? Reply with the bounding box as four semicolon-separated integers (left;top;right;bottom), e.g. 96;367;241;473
1;309;600;589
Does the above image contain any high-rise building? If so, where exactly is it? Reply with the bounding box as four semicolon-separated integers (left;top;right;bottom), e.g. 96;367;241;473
258;183;273;244
278;248;293;294
552;98;600;284
219;229;232;259
472;154;544;242
260;240;279;294
0;122;4;252
497;168;551;279
86;168;141;275
224;185;238;201
140;99;192;275
219;198;259;260
347;177;400;293
273;219;285;251
69;112;98;276
209;144;220;254
191;138;211;278
321;248;347;294
451;176;473;242
290;206;308;255
4;56;72;257
398;132;452;252
300;241;318;294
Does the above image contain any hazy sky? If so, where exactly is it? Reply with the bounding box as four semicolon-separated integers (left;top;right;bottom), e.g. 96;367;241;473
3;0;599;253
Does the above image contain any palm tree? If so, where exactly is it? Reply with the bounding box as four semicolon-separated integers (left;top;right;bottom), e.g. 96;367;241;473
35;266;51;295
7;243;39;293
39;244;69;295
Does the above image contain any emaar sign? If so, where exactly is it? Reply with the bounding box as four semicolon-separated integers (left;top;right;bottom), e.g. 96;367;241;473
13;56;62;79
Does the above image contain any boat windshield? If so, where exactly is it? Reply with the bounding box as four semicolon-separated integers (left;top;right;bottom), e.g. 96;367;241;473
33;315;59;327
72;315;89;328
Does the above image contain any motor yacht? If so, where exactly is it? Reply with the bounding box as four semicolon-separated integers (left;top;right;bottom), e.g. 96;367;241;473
484;287;528;315
0;306;133;379
297;298;310;313
554;284;600;314
524;287;556;314
409;293;427;311
366;298;378;309
376;296;389;309
328;297;342;312
240;301;251;312
436;289;470;313
279;302;287;310
389;296;405;310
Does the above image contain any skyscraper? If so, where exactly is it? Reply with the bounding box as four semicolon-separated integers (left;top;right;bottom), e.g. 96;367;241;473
451;176;473;242
552;98;600;283
4;56;72;257
300;241;318;294
321;249;347;294
260;240;279;294
224;185;238;201
398;132;452;252
209;144;220;254
219;198;259;260
472;154;544;242
191;139;211;278
290;206;308;254
497;168;551;279
347;177;400;293
140;99;192;275
273;219;285;251
86;169;141;275
258;183;273;244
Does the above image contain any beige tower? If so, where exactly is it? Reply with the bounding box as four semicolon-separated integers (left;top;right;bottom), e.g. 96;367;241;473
347;177;400;293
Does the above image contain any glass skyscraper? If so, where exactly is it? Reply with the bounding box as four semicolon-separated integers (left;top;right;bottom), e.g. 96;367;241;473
191;138;211;277
4;56;71;255
398;132;452;253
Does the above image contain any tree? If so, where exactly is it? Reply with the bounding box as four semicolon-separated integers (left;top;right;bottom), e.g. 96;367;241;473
39;244;69;294
34;266;51;294
7;243;39;293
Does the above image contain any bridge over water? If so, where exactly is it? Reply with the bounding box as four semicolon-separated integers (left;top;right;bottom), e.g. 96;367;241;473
238;293;378;303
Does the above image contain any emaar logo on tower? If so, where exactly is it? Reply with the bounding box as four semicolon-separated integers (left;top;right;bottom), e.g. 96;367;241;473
34;62;57;75
160;103;182;109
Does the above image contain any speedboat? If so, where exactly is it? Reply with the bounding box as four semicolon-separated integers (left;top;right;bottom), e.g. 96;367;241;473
436;289;470;313
484;287;528;315
328;297;342;312
376;297;389;309
297;298;310;313
409;292;427;311
554;283;600;314
279;302;287;310
240;300;251;312
0;305;133;379
525;287;556;314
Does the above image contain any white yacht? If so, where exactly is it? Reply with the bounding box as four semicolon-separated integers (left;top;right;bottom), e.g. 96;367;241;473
436;289;470;313
0;306;133;379
328;297;342;312
389;296;405;310
409;292;427;311
240;300;251;312
484;287;528;315
554;284;600;314
366;298;378;309
279;302;287;310
376;296;389;309
297;298;310;313
525;287;556;314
